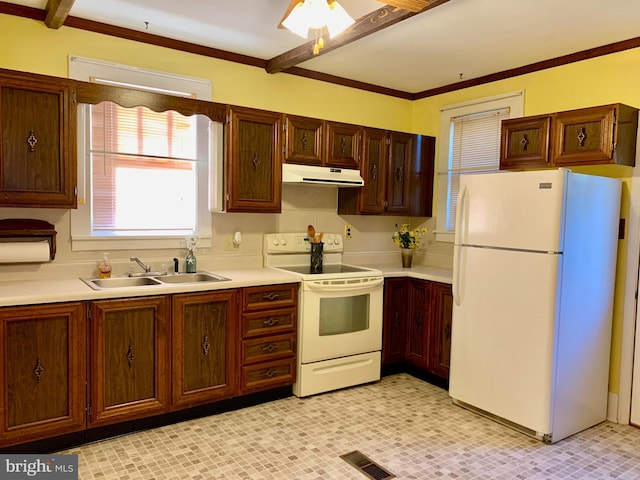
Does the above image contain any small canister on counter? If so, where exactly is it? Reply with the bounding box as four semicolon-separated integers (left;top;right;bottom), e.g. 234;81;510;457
310;242;324;274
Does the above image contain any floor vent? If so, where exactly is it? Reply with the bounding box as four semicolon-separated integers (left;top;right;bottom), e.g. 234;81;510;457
340;450;396;480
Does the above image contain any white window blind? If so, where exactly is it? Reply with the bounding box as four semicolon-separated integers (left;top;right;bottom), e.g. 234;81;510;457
90;102;199;233
445;107;510;231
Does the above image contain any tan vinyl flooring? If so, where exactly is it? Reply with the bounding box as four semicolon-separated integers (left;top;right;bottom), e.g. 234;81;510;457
61;373;640;479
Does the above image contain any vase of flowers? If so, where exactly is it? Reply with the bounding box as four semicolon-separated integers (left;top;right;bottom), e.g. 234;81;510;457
185;237;198;273
392;223;427;268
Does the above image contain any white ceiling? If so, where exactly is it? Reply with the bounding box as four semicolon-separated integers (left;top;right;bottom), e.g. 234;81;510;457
5;0;640;95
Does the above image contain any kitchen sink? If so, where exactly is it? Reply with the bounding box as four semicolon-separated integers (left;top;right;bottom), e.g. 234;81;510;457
82;276;163;289
156;272;230;284
81;272;231;290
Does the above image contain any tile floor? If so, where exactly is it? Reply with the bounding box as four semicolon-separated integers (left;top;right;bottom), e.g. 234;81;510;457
61;374;640;479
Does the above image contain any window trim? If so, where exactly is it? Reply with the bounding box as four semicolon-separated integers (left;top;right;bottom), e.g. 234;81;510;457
435;91;524;243
69;56;216;251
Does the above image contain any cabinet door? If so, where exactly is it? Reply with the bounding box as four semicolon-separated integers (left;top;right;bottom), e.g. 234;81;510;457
284;115;324;166
386;132;413;215
407;280;430;368
226;106;282;212
551;104;620;166
0;303;85;447
382;279;408;365
359;128;388;214
0;70;76;208
172;291;237;409
428;282;453;379
89;296;170;427
325;121;361;169
500;115;551;170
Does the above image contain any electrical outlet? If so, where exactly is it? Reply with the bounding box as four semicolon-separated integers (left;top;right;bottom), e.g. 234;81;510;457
345;224;353;239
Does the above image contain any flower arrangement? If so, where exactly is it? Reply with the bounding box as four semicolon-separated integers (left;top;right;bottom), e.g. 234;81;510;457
392;223;427;250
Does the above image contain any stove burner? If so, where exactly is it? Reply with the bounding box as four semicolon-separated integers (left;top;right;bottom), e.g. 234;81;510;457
277;264;372;275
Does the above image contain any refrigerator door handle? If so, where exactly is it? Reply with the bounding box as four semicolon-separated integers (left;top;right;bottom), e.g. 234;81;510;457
453;184;468;305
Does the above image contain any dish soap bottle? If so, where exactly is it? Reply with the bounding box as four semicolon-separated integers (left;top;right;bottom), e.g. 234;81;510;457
98;252;112;278
186;248;196;273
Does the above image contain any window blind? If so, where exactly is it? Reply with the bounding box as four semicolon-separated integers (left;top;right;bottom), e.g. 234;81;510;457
445;107;510;231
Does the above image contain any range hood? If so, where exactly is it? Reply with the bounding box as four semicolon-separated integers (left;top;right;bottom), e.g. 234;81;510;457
282;163;364;187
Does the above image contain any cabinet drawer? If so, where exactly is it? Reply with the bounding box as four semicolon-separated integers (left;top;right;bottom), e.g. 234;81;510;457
242;333;295;365
240;358;296;394
242;284;297;311
242;307;296;338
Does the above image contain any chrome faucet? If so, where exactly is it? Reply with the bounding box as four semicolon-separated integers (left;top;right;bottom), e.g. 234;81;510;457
130;256;151;274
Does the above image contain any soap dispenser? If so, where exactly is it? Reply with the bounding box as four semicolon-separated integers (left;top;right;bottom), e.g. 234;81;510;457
98;252;112;278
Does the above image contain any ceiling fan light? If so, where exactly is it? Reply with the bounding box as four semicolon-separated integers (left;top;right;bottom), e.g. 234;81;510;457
281;2;311;38
281;0;354;40
327;1;355;38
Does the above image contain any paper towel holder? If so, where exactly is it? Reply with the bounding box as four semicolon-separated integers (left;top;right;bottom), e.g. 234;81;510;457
0;219;57;261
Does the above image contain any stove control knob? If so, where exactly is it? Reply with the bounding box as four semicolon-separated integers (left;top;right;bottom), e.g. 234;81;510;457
272;238;279;246
333;236;341;246
280;237;288;246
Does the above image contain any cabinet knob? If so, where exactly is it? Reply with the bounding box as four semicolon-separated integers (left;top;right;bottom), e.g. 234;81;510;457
126;345;135;367
27;129;38;152
520;134;529;152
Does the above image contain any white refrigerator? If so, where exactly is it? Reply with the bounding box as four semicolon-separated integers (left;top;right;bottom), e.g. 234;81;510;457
449;168;621;443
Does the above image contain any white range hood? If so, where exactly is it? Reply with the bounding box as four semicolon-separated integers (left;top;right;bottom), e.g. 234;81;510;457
282;163;364;187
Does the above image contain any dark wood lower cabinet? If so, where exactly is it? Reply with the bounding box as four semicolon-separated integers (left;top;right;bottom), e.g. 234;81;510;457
1;284;299;449
172;290;237;410
383;278;453;381
0;303;86;448
89;296;171;428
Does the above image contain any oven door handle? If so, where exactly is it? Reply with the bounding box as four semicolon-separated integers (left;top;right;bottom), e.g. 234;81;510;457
304;277;384;292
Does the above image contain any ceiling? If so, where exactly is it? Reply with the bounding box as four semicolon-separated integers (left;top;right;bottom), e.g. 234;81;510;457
3;0;640;97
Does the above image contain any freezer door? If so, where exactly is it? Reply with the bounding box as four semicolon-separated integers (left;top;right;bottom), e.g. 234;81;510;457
456;169;567;252
450;246;561;435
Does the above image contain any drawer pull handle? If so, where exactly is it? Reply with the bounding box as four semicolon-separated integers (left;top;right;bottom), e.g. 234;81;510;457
263;317;280;327
34;357;44;383
263;368;278;378
202;335;210;356
126;345;135;367
262;293;281;302
261;343;278;353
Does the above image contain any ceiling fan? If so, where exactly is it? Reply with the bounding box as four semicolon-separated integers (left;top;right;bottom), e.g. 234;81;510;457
278;0;431;32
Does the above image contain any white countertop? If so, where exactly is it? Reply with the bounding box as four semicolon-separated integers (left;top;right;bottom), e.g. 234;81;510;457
356;263;453;284
0;268;301;307
0;264;453;307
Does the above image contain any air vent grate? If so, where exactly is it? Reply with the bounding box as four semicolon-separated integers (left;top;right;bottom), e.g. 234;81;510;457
340;450;396;480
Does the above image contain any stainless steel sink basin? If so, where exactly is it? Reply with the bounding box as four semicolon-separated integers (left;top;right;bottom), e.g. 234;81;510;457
82;276;163;289
156;272;230;284
81;272;230;290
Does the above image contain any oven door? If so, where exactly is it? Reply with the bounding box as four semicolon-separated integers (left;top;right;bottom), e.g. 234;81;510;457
299;276;384;364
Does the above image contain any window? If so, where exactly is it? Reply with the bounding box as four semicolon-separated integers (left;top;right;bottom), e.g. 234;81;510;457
69;56;215;251
435;91;524;242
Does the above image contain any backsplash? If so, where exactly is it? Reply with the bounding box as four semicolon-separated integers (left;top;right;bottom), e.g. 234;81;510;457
0;184;452;281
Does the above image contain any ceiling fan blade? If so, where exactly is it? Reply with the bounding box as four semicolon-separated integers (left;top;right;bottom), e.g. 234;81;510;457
278;0;302;29
380;0;430;12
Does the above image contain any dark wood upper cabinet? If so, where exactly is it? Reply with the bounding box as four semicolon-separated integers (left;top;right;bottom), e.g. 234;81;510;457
339;131;435;216
0;302;86;448
500;115;551;169
500;103;638;169
225;106;283;213
325;121;361;169
0;69;77;208
284;115;324;166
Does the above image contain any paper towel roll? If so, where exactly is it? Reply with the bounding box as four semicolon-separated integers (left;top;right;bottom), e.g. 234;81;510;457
0;241;51;263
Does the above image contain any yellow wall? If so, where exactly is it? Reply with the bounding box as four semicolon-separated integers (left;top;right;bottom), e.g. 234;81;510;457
414;48;640;394
2;12;638;395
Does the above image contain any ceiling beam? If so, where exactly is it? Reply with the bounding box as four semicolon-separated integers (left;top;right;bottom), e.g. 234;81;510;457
266;0;449;74
44;0;75;29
